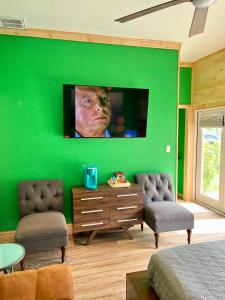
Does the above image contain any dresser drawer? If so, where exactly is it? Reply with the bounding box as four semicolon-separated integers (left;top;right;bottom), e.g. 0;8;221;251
73;218;109;233
74;206;109;222
110;204;143;219
73;189;110;199
110;194;142;207
110;213;142;227
73;196;109;208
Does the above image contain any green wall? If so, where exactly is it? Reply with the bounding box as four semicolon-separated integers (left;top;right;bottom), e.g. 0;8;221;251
179;67;192;105
0;35;178;231
178;109;186;194
178;67;192;195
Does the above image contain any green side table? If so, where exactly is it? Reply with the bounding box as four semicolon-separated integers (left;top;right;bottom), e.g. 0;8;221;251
0;243;25;273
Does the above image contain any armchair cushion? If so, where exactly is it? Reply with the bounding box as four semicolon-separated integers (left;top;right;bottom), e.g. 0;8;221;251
144;202;194;233
15;211;68;253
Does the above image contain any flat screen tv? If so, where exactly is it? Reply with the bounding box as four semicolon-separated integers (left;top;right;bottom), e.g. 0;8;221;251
63;84;149;138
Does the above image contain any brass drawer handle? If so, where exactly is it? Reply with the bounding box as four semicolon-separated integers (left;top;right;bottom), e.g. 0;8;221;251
117;206;137;210
117;218;138;223
81;222;104;227
116;193;137;198
81;209;103;214
81;196;103;201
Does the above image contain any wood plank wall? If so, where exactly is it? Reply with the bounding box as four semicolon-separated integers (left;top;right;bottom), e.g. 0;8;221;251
192;48;225;109
0;28;181;50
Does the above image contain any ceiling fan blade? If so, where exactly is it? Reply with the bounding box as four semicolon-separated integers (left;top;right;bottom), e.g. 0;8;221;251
189;7;208;37
115;0;191;23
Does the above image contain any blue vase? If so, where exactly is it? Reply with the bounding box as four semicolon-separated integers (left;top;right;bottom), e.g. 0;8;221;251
83;166;97;190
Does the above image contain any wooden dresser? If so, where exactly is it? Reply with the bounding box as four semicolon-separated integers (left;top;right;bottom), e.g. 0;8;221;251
72;183;143;244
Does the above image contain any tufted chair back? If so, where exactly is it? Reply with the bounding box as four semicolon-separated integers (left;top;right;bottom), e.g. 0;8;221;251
135;173;174;204
18;180;64;218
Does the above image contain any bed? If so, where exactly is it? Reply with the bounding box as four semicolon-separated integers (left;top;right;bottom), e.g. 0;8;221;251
148;240;225;300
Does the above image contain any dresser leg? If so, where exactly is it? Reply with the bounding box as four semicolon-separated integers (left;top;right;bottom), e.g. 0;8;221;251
122;226;133;240
86;230;98;245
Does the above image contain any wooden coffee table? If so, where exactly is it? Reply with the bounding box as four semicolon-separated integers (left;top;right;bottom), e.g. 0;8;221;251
0;243;25;273
126;270;159;300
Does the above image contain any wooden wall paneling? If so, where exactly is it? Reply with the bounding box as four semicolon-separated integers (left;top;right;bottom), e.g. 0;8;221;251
192;101;225;110
192;48;225;107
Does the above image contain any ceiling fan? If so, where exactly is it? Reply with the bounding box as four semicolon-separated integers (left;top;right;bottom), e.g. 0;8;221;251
114;0;217;37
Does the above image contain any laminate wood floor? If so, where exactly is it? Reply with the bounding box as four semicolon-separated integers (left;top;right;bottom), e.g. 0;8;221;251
2;201;225;300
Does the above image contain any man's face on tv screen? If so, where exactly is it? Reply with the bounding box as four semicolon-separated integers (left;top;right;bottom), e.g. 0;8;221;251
75;86;112;137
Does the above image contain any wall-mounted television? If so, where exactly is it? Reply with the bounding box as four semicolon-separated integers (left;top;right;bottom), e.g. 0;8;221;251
63;84;149;138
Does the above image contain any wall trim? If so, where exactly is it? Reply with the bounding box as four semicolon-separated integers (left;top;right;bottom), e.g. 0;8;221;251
67;223;73;235
180;62;193;68
0;27;182;50
0;230;15;239
0;224;73;240
183;106;194;201
178;104;192;109
192;102;225;110
177;193;183;200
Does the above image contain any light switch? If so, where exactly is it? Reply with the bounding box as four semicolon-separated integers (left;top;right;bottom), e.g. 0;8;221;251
166;145;171;153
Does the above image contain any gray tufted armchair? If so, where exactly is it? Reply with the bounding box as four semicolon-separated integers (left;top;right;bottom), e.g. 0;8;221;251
135;173;194;248
15;180;68;267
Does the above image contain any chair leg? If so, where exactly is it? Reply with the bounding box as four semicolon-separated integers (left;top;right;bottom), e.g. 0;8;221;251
187;229;192;244
20;258;25;271
61;246;66;263
154;233;159;249
141;223;144;231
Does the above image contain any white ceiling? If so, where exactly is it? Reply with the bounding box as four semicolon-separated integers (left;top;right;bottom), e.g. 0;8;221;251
1;0;225;61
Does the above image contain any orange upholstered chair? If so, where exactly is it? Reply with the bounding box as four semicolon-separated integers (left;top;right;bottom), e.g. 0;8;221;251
0;264;74;300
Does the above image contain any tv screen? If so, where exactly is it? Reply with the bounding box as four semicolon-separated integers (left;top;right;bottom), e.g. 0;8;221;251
63;84;149;138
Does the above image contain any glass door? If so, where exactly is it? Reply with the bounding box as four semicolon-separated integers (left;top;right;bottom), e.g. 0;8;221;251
196;109;225;212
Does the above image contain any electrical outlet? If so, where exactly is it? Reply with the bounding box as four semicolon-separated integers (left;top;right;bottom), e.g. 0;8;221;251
166;145;171;153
